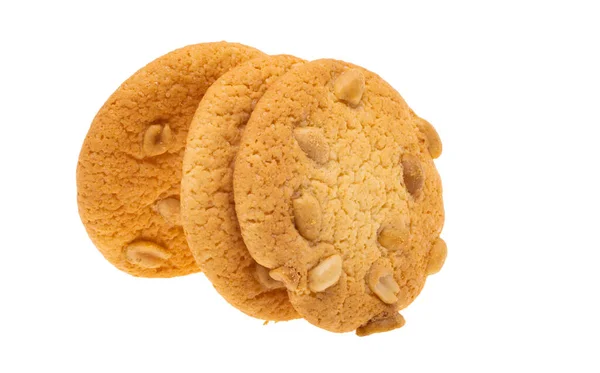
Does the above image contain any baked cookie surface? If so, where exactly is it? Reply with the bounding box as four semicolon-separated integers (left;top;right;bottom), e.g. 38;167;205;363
233;59;446;333
77;42;264;277
181;55;303;320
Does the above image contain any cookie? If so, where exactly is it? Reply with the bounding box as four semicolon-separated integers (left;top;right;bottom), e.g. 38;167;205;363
181;55;303;320
233;59;445;334
77;42;264;277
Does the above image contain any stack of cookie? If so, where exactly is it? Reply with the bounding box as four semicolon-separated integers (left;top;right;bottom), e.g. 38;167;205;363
77;42;446;336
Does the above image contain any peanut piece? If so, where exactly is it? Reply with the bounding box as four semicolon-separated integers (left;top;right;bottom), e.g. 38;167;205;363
269;266;300;291
401;154;424;197
368;264;400;304
378;216;410;251
417;118;442;159
294;127;330;164
124;241;171;269
254;263;285;290
333;69;365;106
356;313;405;337
292;193;322;241
143;124;173;157
308;254;342;292
374;275;400;304
156;197;181;225
426;238;447;275
356;313;406;337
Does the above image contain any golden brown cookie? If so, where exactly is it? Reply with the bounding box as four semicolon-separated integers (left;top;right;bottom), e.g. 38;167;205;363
77;42;264;277
233;59;446;333
181;55;303;320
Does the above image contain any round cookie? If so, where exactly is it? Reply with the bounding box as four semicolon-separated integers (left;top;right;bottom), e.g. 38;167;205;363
181;55;303;321
77;42;264;278
233;59;446;334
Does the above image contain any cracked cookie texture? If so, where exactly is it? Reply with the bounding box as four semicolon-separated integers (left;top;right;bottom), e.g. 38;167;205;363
233;59;445;334
77;42;264;277
181;55;303;320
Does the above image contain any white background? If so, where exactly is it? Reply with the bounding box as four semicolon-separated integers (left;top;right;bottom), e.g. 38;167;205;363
1;1;599;372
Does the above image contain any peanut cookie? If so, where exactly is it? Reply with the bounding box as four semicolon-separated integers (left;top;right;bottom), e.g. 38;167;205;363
181;55;303;320
233;59;446;334
77;42;264;277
